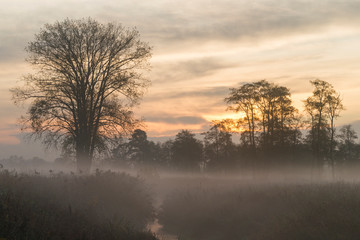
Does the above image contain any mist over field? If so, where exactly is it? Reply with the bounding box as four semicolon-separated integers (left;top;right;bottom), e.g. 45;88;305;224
3;162;360;240
1;0;360;239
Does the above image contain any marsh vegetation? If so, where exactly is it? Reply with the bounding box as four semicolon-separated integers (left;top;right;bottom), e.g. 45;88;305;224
0;169;156;240
156;174;360;240
3;167;360;240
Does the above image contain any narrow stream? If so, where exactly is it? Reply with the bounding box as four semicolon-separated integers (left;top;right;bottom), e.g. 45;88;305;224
148;218;177;240
147;195;178;240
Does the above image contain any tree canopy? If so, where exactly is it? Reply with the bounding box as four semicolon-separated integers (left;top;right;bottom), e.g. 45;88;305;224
225;80;300;160
12;18;152;172
171;130;203;170
304;79;344;169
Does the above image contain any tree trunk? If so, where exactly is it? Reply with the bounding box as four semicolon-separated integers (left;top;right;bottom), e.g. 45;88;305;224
76;140;92;173
330;118;335;179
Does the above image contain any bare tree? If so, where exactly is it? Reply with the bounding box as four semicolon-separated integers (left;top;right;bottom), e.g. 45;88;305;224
326;93;344;175
226;83;258;150
225;80;298;156
11;18;152;172
304;79;343;172
202;123;236;171
337;125;359;162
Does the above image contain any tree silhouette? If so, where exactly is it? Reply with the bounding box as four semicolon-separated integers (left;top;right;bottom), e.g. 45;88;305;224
11;18;151;172
203;124;237;171
127;129;158;165
337;125;359;163
171;130;203;170
225;80;299;165
304;79;343;170
326;92;344;174
226;83;258;150
253;80;298;152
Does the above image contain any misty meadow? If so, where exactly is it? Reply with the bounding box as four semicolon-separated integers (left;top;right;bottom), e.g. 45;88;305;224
2;1;360;240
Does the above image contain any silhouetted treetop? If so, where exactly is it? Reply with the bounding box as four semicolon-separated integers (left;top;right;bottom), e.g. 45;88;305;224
11;18;152;173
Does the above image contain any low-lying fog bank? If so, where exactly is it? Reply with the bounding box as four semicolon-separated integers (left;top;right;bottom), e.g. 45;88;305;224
2;163;360;240
145;167;360;240
158;180;360;240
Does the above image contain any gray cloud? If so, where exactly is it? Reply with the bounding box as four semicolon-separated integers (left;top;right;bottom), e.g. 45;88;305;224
152;57;236;83
145;115;209;125
130;0;360;48
144;86;230;102
2;0;360;64
146;126;211;141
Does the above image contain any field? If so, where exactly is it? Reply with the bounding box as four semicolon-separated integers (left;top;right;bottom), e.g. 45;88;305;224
150;168;360;240
157;177;360;240
0;169;157;240
2;167;360;240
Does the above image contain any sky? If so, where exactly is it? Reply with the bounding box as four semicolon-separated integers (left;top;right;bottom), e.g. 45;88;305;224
1;0;360;159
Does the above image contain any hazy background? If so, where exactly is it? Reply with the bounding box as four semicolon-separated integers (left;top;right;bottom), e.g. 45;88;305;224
1;0;360;159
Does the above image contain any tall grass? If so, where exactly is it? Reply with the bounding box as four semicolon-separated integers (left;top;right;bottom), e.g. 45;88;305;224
0;169;157;240
158;180;360;240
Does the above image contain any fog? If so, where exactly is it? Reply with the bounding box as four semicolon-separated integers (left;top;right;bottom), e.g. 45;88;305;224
142;166;360;240
3;157;360;239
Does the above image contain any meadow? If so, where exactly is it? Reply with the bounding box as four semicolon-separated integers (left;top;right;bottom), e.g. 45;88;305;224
3;166;360;240
156;174;360;240
0;169;157;240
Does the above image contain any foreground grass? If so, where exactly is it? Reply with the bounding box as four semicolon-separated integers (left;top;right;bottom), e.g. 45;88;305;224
0;169;157;240
158;179;360;240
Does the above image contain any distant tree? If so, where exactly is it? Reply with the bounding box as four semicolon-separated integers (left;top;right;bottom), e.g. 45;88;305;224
11;18;151;173
203;124;237;171
127;129;157;165
288;114;305;158
158;140;174;168
226;83;258;150
128;129;148;163
110;137;131;167
225;80;299;164
326;93;344;172
337;125;359;163
253;80;273;148
304;79;343;170
110;129;163;169
172;130;203;171
254;80;298;152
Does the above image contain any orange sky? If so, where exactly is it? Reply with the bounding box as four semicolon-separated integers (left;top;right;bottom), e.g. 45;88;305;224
1;0;360;158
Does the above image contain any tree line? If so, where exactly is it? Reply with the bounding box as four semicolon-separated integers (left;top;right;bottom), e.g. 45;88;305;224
103;79;359;173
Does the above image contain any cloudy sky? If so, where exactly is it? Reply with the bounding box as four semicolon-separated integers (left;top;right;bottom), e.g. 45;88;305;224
1;0;360;159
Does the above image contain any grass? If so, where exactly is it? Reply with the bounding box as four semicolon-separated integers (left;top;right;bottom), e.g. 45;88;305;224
158;178;360;240
0;169;157;240
4;167;360;240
